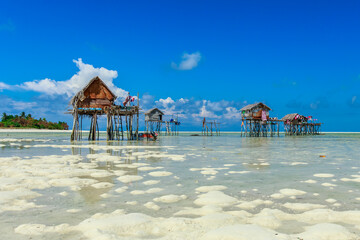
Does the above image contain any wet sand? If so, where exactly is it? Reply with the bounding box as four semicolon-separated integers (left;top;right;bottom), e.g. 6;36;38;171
0;132;360;239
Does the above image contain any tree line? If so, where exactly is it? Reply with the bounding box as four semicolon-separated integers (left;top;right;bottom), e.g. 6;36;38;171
1;112;69;130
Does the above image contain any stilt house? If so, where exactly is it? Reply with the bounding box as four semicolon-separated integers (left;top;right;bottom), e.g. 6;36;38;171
240;102;281;137
240;102;271;119
145;108;164;122
282;113;321;135
69;76;140;141
70;76;116;109
282;113;307;124
144;108;164;134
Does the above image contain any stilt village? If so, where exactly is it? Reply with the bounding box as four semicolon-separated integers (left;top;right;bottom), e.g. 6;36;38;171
69;76;322;141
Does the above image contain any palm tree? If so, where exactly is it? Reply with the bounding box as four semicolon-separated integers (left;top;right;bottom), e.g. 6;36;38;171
1;113;7;122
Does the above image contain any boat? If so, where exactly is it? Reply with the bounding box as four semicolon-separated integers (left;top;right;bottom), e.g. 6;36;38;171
138;131;158;140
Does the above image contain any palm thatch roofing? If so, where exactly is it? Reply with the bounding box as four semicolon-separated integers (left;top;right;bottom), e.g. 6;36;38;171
145;108;165;115
282;113;305;121
282;113;298;121
70;76;117;106
240;102;271;111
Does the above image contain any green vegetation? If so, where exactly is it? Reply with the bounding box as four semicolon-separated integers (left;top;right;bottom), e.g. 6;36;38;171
0;112;69;130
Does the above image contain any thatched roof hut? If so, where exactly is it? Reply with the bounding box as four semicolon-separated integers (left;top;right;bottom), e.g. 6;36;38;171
70;76;117;109
240;102;271;119
240;102;271;112
282;113;299;121
282;113;307;124
145;108;164;122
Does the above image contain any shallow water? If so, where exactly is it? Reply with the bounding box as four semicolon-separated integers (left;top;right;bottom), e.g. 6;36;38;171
1;131;360;239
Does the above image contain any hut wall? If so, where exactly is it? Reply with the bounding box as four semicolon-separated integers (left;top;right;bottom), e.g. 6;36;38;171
145;112;163;121
78;99;112;108
77;80;115;109
84;81;115;101
243;108;269;119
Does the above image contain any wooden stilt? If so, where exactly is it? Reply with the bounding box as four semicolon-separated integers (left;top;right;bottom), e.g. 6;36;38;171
136;93;139;140
71;111;78;141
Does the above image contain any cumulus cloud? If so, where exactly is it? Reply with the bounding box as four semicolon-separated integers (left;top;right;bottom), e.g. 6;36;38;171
178;98;189;104
153;97;224;119
223;107;242;119
171;52;201;70
0;82;11;91
155;97;177;115
146;96;246;124
19;58;128;100
157;97;175;107
192;100;220;119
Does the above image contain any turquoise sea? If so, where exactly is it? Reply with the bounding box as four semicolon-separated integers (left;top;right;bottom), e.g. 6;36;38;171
0;131;360;239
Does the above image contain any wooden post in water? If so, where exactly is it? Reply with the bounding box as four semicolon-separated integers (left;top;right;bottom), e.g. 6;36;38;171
120;116;124;140
91;113;97;141
70;111;78;141
125;115;129;140
277;122;280;136
96;114;99;140
131;115;133;139
136;93;139;140
106;113;111;141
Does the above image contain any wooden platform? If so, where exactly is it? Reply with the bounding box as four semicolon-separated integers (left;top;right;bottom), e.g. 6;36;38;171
240;118;322;137
241;118;281;137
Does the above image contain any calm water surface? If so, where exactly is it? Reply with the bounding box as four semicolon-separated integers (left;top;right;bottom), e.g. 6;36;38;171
0;132;359;239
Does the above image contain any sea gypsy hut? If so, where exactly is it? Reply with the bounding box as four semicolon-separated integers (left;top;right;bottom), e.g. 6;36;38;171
240;102;271;120
145;108;164;122
240;102;280;137
144;108;181;136
145;108;164;134
70;76;116;109
282;113;306;124
282;113;321;135
69;76;139;141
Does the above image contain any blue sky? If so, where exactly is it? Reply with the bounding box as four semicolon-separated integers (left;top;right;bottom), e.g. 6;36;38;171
0;0;359;131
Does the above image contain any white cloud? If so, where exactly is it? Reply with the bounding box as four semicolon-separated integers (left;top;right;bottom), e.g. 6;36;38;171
155;97;176;115
224;107;241;119
0;82;11;91
171;52;201;70
0;96;37;112
206;100;232;112
10;100;37;110
178;98;189;104
157;97;175;107
146;96;245;124
192;100;220;119
19;58;128;99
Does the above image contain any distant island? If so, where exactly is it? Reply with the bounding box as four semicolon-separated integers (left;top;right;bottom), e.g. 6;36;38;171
1;112;69;130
